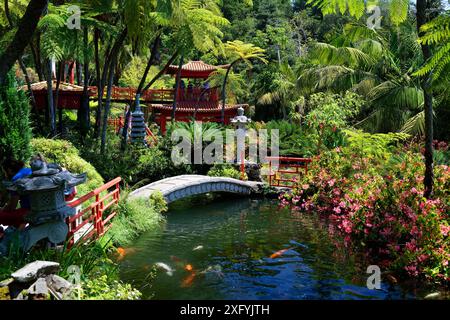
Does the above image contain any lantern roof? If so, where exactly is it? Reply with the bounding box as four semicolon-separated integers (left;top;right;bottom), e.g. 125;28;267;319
166;61;230;78
4;160;87;194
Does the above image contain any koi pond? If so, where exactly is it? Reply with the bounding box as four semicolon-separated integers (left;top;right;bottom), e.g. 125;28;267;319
119;196;439;300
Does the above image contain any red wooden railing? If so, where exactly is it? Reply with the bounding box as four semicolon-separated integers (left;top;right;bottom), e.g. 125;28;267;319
267;157;312;188
89;86;219;104
66;177;121;248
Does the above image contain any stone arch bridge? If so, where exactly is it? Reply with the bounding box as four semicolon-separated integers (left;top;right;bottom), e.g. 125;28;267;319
128;175;265;204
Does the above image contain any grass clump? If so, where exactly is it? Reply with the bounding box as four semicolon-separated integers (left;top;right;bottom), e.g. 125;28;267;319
107;196;165;246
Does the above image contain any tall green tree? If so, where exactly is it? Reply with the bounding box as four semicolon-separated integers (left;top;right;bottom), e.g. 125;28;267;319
0;71;32;162
220;40;267;123
0;0;48;85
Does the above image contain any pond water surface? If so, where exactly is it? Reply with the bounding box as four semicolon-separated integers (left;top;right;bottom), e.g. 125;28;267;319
119;196;438;300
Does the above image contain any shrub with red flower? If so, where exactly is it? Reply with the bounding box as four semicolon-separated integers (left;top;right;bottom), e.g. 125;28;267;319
279;140;450;283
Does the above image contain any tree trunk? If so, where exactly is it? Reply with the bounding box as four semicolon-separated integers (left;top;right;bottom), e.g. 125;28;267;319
143;50;179;92
55;61;64;134
136;35;161;96
18;57;41;127
30;39;44;81
46;60;56;136
4;0;13;26
121;106;131;150
221;61;238;124
172;55;184;121
93;28;103;137
416;0;434;199
78;26;90;139
101;56;117;154
0;0;48;85
76;61;82;85
94;28;127;137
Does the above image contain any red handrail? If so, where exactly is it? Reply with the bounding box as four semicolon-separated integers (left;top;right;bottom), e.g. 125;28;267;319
66;177;121;248
267;157;312;189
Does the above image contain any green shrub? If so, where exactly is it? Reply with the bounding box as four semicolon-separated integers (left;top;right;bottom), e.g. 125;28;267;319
265;120;318;157
342;129;410;161
30;138;104;196
149;191;168;213
75;275;142;300
307;91;364;122
0;71;32;163
207;164;243;180
76;131;192;186
107;197;164;246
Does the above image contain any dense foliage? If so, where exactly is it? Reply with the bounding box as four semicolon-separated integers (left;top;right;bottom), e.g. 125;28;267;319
0;71;31;163
279;138;450;283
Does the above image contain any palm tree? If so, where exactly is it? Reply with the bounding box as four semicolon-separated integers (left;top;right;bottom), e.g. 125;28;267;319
297;22;424;133
206;68;246;119
220;40;267;123
306;0;436;197
258;61;304;120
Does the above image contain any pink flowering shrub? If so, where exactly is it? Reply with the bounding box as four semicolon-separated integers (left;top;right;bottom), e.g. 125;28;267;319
279;143;450;283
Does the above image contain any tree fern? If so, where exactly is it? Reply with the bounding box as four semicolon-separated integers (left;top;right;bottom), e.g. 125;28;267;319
415;15;450;80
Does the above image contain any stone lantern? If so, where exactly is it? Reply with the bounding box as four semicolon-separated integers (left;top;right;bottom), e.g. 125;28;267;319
231;106;251;165
230;107;262;181
0;159;86;255
130;94;147;145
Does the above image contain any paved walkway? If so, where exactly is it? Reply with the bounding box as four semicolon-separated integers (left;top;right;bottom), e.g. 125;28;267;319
129;175;264;203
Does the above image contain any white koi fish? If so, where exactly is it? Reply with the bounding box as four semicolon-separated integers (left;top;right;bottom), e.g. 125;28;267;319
154;262;175;276
193;245;204;251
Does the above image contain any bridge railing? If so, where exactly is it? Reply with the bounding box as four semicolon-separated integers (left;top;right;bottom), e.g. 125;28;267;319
267;157;312;189
66;177;121;248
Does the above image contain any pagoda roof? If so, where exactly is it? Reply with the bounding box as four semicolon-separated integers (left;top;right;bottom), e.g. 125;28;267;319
166;61;230;78
21;81;90;93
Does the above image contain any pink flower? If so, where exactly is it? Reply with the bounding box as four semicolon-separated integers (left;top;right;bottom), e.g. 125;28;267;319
333;206;341;214
440;225;450;237
405;240;417;252
302;184;310;190
405;265;419;277
328;179;336;187
341;219;353;234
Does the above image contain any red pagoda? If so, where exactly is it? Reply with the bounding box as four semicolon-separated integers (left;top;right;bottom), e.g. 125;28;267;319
151;61;248;133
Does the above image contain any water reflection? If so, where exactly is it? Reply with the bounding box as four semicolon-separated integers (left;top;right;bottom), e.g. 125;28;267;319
120;195;433;300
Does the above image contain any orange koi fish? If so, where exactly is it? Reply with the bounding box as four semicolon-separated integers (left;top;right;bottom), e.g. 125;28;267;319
185;264;193;272
269;247;292;259
116;247;136;261
181;272;196;288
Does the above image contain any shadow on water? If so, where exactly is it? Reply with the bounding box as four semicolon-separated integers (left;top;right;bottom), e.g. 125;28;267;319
119;194;442;300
